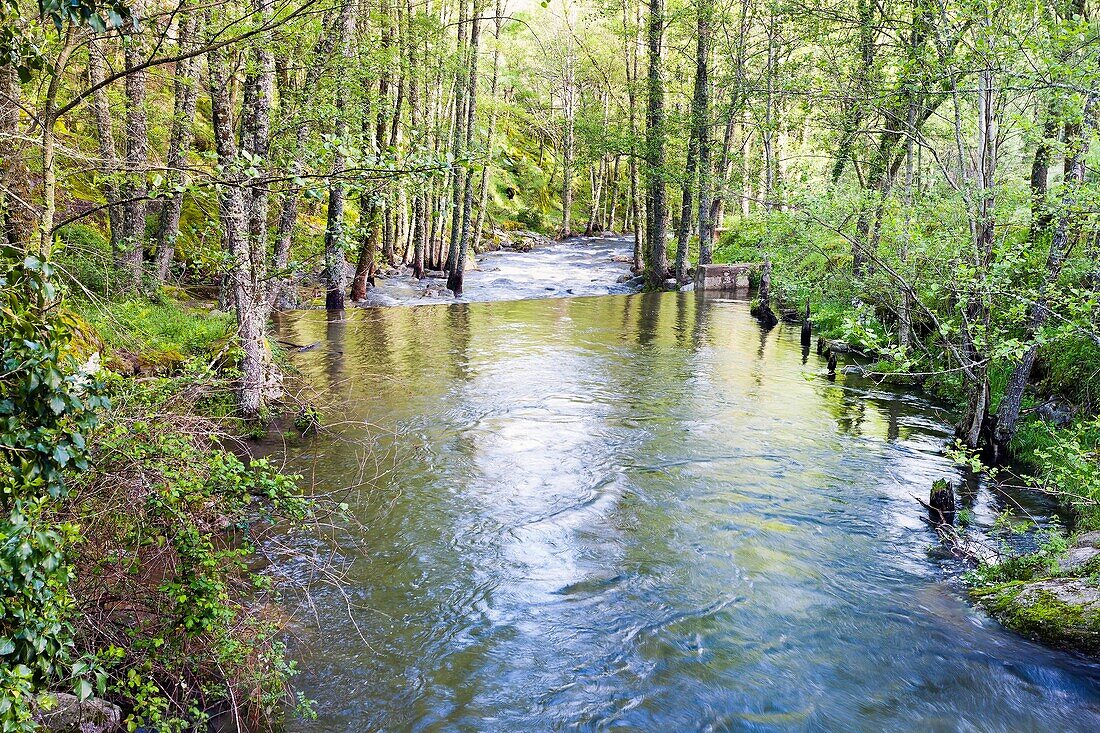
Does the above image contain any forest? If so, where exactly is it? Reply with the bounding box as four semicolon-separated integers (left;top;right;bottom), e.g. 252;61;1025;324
2;0;1100;726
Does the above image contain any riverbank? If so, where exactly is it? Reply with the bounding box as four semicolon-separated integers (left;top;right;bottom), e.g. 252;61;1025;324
7;282;323;732
708;211;1100;655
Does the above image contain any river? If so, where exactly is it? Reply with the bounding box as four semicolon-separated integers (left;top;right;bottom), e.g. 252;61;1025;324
270;236;1100;732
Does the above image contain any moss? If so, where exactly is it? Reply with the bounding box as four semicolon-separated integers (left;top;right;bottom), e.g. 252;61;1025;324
972;581;1100;652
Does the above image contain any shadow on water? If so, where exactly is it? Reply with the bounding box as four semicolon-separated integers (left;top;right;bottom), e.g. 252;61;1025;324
270;243;1100;733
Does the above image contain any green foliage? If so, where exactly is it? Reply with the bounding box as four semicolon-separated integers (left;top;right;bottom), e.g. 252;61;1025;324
515;208;547;233
967;517;1068;586
0;0;131;81
75;298;235;374
55;224;112;296
0;248;109;731
62;369;313;731
1039;336;1100;412
1016;418;1100;529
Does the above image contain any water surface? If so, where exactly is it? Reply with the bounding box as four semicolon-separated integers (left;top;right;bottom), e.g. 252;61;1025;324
272;243;1100;733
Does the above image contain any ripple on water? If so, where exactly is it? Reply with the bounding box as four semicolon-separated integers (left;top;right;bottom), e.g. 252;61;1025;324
270;243;1100;732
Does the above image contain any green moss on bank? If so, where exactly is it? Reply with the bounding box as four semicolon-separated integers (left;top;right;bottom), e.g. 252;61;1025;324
972;580;1100;652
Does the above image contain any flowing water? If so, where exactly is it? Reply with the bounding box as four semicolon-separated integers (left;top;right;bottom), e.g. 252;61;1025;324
272;237;1100;732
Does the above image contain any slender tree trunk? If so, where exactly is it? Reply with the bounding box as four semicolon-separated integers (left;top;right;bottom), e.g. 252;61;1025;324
153;12;202;283
608;154;621;232
644;0;668;287
88;37;123;256
674;121;696;281
450;0;484;296
993;89;1097;459
957;67;998;449
445;0;470;276
270;9;339;309
324;0;357;311
473;0;504;249
118;16;150;291
209;37;266;420
561;18;577;239
409;0;426;278
623;0;644;272
695;0;712;266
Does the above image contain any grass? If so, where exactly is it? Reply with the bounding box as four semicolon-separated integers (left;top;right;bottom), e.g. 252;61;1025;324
72;296;235;375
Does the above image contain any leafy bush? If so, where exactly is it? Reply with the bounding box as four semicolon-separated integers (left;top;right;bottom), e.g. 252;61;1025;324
65;370;314;731
516;207;547;233
1;249;110;731
55;224;113;296
75;299;235;374
1039;336;1100;412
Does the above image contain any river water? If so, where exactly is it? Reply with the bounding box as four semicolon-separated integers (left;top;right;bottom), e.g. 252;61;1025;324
272;236;1100;732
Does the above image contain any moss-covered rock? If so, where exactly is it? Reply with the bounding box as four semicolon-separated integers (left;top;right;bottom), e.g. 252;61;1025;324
973;578;1100;652
33;692;121;732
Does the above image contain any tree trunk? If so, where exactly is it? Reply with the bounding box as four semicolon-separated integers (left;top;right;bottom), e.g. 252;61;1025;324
993;89;1096;460
270;8;339;309
644;0;668;287
560;22;577;240
209;38;266;420
88;37;123;256
473;0;504;250
674;123;696;282
409;0;426;278
450;0;484;296
153;12;202;283
695;0;713;266
324;0;357;311
118;15;149;292
444;0;469;276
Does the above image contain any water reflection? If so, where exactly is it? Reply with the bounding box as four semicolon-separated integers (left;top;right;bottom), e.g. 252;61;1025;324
273;291;1100;733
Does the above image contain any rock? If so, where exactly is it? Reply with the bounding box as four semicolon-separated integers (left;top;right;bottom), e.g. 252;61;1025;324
616;273;633;284
1059;545;1100;573
1076;531;1100;548
662;278;678;291
1036;398;1076;428
679;282;695;292
824;339;852;353
974;578;1100;652
33;693;121;732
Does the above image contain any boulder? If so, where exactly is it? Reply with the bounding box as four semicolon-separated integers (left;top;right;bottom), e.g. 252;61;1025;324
974;578;1100;652
33;693;121;733
1036;398;1076;428
1059;545;1100;574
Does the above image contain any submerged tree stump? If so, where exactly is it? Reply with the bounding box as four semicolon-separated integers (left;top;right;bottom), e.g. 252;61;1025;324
928;478;957;525
750;259;779;328
800;302;812;349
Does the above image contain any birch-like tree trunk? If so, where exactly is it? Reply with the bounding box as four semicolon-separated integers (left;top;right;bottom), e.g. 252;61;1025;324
153;11;202;283
644;0;668;287
324;0;357;311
